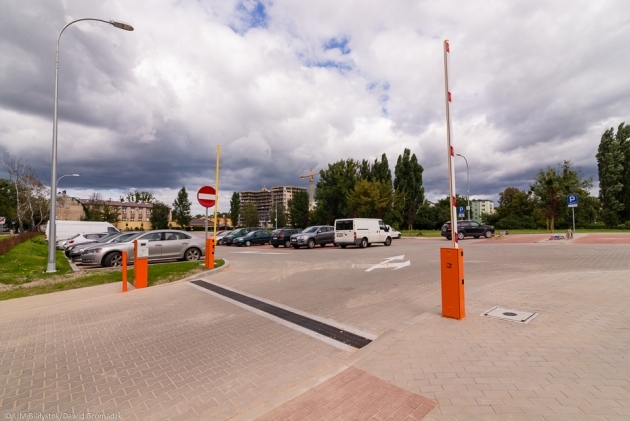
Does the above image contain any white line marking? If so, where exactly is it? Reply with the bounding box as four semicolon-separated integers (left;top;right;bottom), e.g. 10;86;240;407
365;255;411;272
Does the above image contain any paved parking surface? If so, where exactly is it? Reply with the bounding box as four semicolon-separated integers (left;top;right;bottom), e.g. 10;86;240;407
1;234;629;420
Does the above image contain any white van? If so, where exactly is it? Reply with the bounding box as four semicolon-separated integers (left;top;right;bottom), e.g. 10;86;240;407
45;221;119;243
334;218;392;248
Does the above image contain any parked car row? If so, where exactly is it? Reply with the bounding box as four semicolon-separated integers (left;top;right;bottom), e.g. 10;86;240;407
62;229;206;268
217;219;399;250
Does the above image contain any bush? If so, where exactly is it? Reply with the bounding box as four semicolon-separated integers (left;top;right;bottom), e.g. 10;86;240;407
494;215;537;230
0;232;42;256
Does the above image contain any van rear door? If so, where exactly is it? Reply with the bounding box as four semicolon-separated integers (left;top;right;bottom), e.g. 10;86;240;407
335;219;354;244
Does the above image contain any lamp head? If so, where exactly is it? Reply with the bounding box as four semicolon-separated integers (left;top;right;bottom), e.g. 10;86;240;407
110;20;134;31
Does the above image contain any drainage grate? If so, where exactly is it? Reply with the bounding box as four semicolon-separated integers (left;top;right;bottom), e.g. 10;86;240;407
191;280;372;349
482;306;539;324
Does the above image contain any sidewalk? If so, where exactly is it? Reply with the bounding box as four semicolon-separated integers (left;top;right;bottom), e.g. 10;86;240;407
247;270;630;421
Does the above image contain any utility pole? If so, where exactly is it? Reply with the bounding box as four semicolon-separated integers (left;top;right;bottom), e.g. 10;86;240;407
300;168;321;210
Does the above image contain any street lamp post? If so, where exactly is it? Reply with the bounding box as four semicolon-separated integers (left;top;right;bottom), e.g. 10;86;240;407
47;19;133;273
456;154;470;220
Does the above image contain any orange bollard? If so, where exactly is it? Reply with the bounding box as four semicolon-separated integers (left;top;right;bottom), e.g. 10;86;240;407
440;247;465;319
122;251;128;292
205;238;215;269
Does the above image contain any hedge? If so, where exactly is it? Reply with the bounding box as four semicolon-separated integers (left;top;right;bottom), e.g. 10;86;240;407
0;232;42;256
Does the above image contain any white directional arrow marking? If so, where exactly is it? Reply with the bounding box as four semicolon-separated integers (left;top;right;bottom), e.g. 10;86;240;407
365;255;411;272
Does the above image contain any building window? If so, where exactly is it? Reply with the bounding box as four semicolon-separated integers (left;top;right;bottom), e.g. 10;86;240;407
130;209;135;214
122;217;127;221
131;217;135;221
146;209;151;214
122;207;127;213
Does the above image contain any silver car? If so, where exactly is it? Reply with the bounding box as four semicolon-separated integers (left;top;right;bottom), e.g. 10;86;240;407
81;230;206;267
67;232;139;262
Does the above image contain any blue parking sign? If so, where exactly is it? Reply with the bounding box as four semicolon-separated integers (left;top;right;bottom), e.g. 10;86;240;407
567;195;578;208
458;206;465;216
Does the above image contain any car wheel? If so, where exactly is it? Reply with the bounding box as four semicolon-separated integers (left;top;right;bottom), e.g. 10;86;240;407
246;240;251;247
284;240;290;248
340;244;347;249
273;244;279;248
458;232;465;240
185;248;201;261
104;252;122;268
217;239;223;245
485;230;493;238
307;239;315;249
359;238;368;248
384;237;392;246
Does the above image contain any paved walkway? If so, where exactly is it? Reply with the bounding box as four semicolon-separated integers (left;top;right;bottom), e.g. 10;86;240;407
238;269;630;421
1;245;629;420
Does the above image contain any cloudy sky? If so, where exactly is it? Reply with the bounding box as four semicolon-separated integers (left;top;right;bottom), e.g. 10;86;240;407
1;0;629;214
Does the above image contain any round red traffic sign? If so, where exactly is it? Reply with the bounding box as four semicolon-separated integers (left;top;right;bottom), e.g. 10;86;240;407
197;186;216;208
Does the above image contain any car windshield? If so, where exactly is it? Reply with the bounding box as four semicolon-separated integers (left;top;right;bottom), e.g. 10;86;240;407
96;233;122;243
114;233;143;243
303;227;318;233
66;234;80;240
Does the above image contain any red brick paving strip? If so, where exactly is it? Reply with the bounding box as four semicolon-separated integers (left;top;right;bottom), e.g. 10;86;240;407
254;366;435;421
572;233;630;244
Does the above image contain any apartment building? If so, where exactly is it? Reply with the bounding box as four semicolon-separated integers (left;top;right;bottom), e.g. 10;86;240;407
239;186;307;226
470;199;495;223
80;199;172;231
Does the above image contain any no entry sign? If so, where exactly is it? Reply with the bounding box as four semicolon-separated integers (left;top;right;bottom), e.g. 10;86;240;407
197;186;216;208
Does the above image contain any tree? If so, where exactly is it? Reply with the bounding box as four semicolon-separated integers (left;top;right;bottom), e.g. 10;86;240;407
530;161;593;231
269;203;287;228
100;203;120;224
230;192;241;227
149;202;170;229
393;149;425;231
241;202;259;227
314;159;360;224
597;124;628;227
347;179;393;219
288;190;310;228
0;155;33;232
172;186;192;229
122;190;155;203
0;179;16;226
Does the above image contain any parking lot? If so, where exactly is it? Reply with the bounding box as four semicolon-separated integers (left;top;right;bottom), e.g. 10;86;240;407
1;235;630;420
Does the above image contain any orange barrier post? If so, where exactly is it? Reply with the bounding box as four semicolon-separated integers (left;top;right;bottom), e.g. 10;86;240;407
134;240;149;289
440;247;465;319
205;238;215;269
122;251;128;292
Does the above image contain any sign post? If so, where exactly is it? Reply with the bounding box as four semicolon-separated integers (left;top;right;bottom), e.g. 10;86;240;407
197;184;216;269
567;195;578;237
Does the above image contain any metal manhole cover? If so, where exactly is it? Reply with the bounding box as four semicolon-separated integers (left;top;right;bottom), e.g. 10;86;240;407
482;306;539;324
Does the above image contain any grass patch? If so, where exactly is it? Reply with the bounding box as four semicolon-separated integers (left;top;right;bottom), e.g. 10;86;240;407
0;240;224;301
0;236;72;285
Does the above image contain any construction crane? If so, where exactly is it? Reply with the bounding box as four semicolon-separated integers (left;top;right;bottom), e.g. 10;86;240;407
300;168;321;210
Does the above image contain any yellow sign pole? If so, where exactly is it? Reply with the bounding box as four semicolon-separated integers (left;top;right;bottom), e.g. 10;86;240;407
214;145;220;236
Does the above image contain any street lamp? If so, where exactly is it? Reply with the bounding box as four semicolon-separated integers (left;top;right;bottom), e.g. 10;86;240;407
456;154;470;220
47;19;134;273
57;173;79;185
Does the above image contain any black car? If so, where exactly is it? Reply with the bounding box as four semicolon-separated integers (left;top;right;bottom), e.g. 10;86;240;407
441;220;494;240
270;228;301;248
233;230;272;247
222;227;257;246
